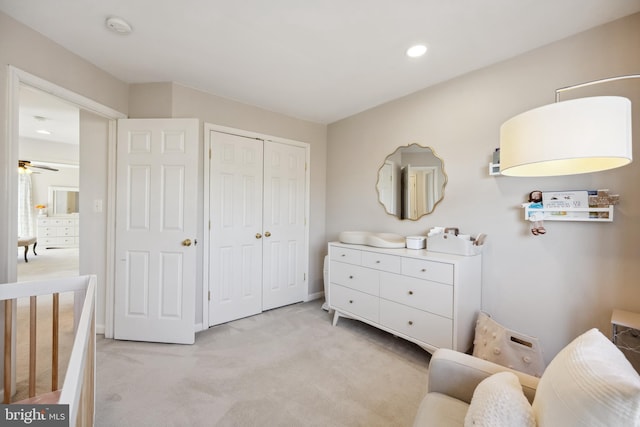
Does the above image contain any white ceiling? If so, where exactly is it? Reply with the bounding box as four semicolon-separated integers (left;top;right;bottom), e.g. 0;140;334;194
3;0;640;124
19;86;79;145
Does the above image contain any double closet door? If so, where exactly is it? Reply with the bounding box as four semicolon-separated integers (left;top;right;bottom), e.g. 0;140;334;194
208;130;307;326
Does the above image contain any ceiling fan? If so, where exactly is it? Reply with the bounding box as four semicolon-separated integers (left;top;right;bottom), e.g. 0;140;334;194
18;160;59;173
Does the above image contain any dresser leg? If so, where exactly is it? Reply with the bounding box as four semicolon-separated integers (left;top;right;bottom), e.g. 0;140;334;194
332;311;340;326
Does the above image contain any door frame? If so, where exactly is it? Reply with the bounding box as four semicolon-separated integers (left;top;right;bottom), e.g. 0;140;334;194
5;66;126;337
202;123;310;327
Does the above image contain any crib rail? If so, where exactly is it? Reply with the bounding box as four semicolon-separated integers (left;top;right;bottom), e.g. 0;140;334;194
0;275;96;427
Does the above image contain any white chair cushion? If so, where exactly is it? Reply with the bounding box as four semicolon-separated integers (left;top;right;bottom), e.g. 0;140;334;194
464;371;535;427
532;328;640;427
413;392;469;427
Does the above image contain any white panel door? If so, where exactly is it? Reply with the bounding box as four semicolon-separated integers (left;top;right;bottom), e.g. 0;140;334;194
114;118;198;344
209;131;263;326
262;141;306;310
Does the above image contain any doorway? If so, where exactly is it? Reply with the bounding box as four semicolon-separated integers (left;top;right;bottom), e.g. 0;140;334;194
5;66;126;338
17;85;80;282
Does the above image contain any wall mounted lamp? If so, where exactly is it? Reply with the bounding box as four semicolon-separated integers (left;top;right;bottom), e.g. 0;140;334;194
499;74;639;177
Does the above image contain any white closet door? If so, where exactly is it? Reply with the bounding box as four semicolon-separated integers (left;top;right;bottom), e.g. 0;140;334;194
262;141;306;310
209;131;263;326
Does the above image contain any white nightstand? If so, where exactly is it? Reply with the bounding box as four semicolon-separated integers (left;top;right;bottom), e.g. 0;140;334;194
611;309;640;355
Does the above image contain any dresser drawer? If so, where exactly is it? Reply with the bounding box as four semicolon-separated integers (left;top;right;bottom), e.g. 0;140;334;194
380;299;453;349
330;261;379;295
330;246;362;265
330;284;379;323
401;258;454;285
39;237;59;246
380;272;453;318
361;251;401;273
59;227;75;236
39;227;57;237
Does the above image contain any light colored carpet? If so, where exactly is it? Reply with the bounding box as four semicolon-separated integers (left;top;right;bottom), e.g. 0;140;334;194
15;248;431;425
96;301;431;427
17;246;79;282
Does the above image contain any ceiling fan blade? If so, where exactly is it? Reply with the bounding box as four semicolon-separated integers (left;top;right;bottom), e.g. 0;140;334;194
18;160;58;172
30;164;59;172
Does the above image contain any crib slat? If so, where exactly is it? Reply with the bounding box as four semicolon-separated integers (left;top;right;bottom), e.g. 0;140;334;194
3;299;12;404
52;293;59;391
29;296;37;397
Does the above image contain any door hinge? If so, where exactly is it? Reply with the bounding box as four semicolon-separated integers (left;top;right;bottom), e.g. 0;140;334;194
304;273;306;281
208;291;211;301
209;148;212;159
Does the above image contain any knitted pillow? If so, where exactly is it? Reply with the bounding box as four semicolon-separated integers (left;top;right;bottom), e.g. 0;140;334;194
533;328;640;427
464;371;536;427
472;312;545;377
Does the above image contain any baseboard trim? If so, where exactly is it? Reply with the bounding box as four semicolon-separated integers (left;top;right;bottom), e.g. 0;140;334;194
305;291;324;302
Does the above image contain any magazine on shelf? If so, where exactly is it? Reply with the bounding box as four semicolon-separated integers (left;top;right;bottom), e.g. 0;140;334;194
541;190;593;219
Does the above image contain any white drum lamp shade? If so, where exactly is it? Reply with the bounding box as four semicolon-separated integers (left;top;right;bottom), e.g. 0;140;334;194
500;96;632;177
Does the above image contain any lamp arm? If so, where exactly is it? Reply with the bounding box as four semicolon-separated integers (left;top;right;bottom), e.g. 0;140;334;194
555;74;640;102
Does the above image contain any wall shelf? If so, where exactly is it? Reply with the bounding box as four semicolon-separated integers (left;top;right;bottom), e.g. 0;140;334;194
489;163;501;176
523;205;614;222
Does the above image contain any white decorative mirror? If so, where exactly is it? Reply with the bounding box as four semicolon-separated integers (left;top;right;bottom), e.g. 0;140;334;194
49;186;79;216
376;144;447;220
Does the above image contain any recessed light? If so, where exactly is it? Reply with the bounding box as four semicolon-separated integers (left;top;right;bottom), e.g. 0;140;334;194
105;16;132;34
406;44;427;58
36;129;51;135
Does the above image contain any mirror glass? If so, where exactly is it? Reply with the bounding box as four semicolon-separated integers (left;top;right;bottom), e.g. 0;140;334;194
49;186;79;216
376;144;447;220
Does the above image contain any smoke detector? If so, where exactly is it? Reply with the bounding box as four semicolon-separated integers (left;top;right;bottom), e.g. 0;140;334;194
105;16;132;34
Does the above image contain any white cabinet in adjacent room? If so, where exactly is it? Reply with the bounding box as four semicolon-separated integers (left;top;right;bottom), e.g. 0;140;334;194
328;242;482;353
37;216;79;248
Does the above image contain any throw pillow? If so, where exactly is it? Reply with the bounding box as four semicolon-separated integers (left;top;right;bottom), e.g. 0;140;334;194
464;371;536;427
472;312;545;377
532;328;640;427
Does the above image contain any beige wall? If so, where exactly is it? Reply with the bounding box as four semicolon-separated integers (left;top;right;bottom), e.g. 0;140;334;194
326;13;640;362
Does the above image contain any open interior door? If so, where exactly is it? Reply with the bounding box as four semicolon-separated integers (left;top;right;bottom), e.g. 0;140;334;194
114;118;199;344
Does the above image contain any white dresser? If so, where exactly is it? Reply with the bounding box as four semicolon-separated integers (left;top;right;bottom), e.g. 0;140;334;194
328;242;482;353
37;216;80;248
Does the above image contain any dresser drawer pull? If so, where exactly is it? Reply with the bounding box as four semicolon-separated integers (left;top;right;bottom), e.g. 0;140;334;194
349;275;354;279
408;321;414;326
408;290;414;295
349;300;354;304
421;268;427;272
376;260;381;264
341;254;346;257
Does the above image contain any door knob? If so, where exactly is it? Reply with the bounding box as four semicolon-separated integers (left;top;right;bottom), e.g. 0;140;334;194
265;231;271;237
256;233;262;239
182;239;192;247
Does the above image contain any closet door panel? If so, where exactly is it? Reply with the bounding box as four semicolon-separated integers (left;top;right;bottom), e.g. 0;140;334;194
209;132;263;325
262;141;307;310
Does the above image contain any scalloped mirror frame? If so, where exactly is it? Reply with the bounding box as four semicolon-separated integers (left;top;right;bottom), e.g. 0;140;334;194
376;144;447;220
